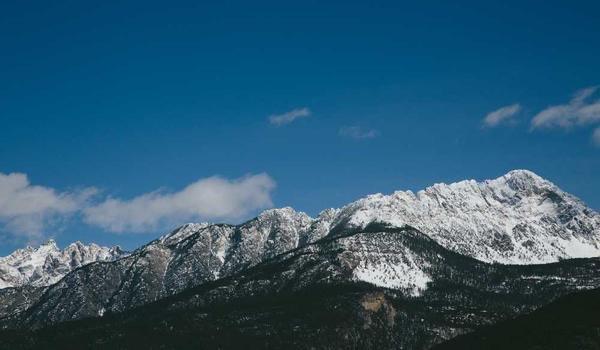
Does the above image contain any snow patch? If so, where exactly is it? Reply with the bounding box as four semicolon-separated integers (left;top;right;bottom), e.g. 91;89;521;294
353;259;431;296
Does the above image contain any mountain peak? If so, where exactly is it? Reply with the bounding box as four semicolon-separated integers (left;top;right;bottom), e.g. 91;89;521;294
257;206;311;220
40;239;59;250
504;168;542;179
159;223;211;245
330;169;599;264
0;240;125;289
492;169;551;190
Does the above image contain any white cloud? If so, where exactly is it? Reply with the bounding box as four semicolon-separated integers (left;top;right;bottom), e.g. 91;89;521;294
531;86;600;129
268;107;311;126
0;172;96;240
593;127;600;147
83;173;276;233
339;126;380;139
0;171;277;238
482;103;521;128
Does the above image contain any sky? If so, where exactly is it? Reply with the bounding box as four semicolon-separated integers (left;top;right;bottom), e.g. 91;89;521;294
1;1;599;254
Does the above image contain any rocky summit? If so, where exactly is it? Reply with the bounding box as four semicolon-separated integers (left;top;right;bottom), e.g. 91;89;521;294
0;240;124;289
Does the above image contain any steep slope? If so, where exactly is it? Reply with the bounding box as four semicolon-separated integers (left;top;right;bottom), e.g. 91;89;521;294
0;287;45;320
0;240;124;289
2;224;600;349
329;170;600;264
4;208;317;327
433;288;600;350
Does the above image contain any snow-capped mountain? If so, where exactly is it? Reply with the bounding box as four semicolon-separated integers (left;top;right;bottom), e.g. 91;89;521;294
168;169;596;266
4;207;317;325
4;169;595;291
1;170;599;329
0;240;125;289
329;170;600;264
8;223;600;349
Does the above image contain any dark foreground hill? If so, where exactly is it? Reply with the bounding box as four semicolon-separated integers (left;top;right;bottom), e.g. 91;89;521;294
433;287;600;350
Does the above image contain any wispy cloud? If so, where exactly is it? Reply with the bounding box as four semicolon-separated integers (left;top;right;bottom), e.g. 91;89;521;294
531;86;600;129
482;103;521;128
83;173;276;233
0;172;96;241
339;126;380;140
268;107;311;126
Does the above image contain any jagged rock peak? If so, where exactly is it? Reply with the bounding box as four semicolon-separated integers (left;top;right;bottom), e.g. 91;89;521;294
152;170;598;265
0;240;125;289
330;170;599;264
159;223;212;246
256;206;313;221
40;238;59;247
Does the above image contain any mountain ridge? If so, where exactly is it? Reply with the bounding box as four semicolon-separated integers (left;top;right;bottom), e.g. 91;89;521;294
3;223;600;349
0;239;125;289
2;169;598;292
0;169;599;337
328;169;600;264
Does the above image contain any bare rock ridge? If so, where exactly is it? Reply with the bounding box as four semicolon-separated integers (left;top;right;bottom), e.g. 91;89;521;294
1;169;598;292
0;240;124;289
331;169;600;264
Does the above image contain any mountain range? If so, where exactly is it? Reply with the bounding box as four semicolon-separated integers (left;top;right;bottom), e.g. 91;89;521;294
0;170;598;349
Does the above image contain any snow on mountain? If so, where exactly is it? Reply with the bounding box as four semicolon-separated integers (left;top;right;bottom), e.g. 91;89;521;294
159;223;212;246
9;222;600;348
154;207;315;281
118;167;600;299
300;208;340;246
1;169;598;298
330;170;600;264
9;208;320;325
338;228;433;296
4;170;600;327
0;240;125;289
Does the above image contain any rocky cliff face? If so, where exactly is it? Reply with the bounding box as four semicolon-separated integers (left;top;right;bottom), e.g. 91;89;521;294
5;208;317;325
0;240;124;289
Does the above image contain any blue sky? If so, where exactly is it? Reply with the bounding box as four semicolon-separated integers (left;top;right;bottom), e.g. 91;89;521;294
1;1;599;254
